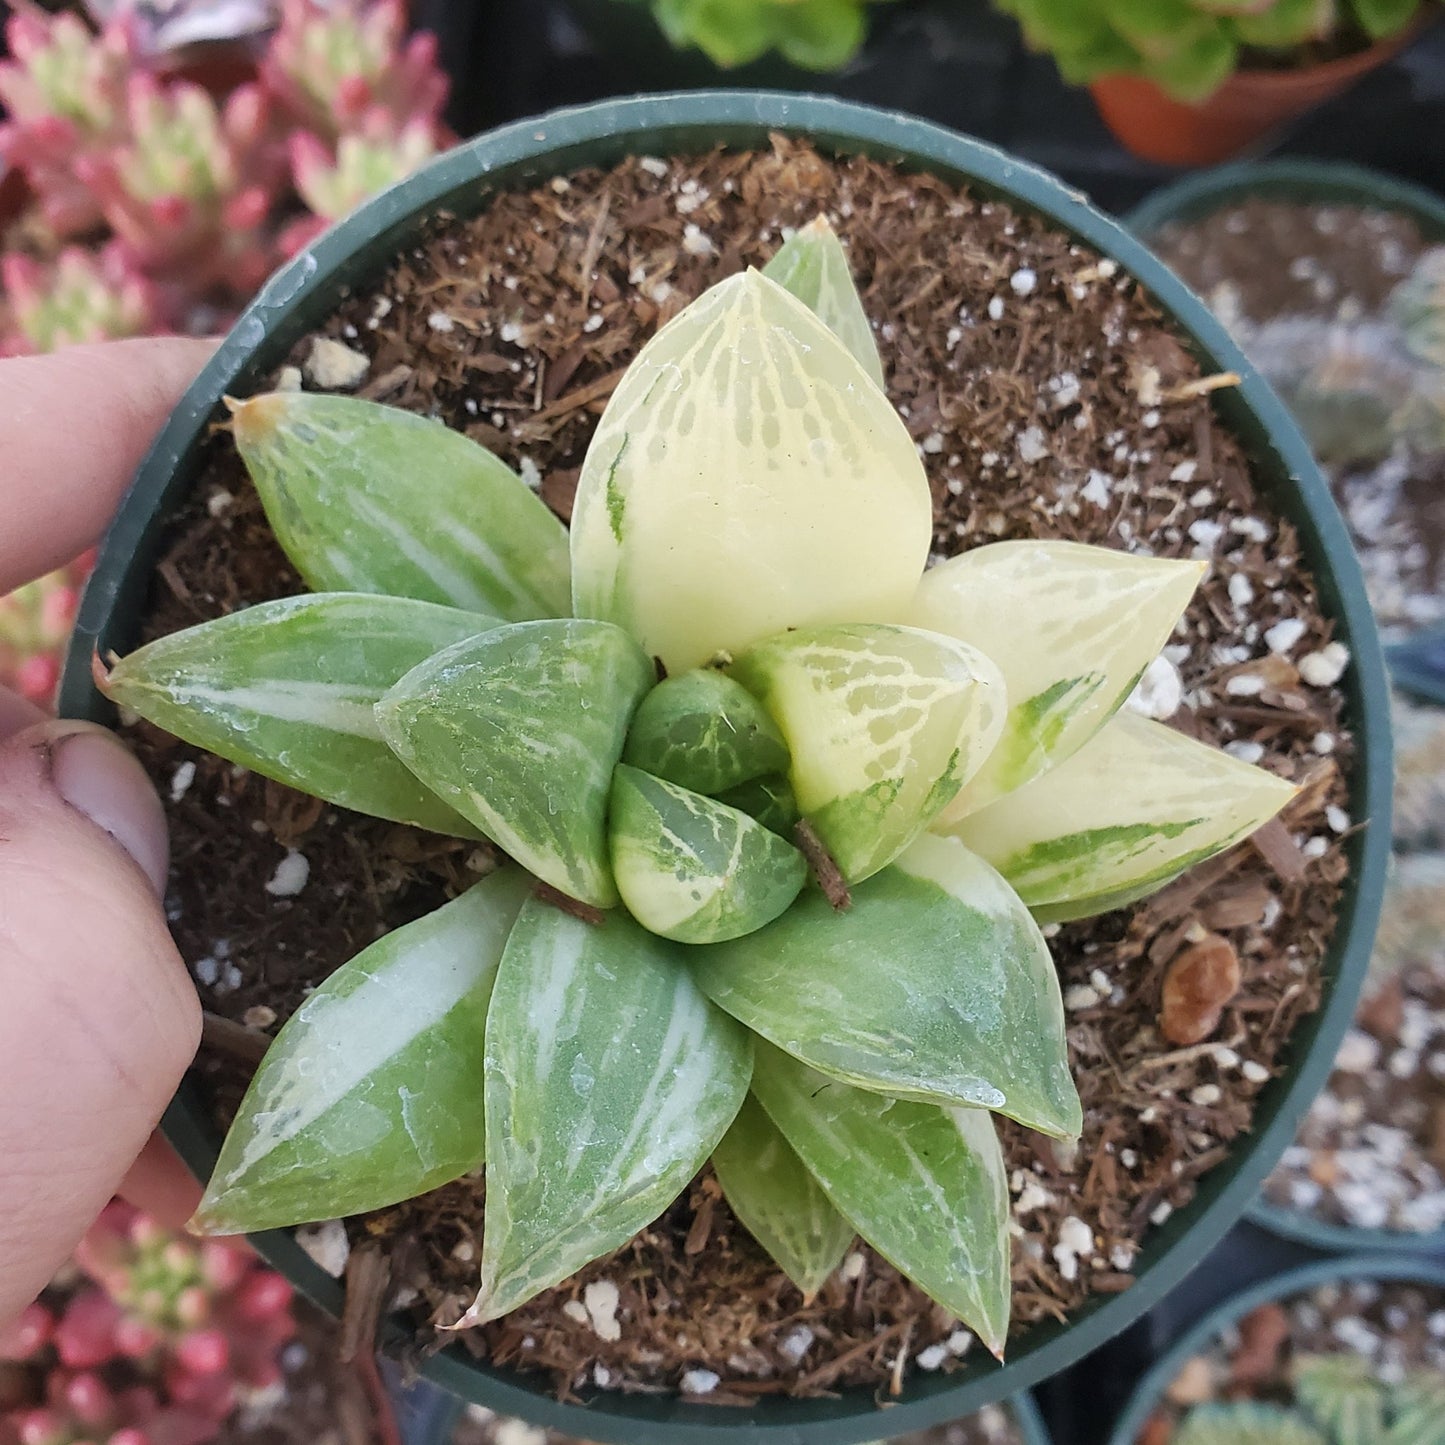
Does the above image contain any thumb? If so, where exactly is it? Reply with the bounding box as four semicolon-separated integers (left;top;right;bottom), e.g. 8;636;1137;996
0;720;199;1319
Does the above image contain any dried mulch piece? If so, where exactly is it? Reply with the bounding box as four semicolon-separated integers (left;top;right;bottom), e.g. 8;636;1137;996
130;137;1352;1399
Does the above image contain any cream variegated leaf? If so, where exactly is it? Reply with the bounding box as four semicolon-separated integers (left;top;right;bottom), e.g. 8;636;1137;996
192;868;532;1234
466;899;751;1323
944;708;1298;922
761;215;886;389
609;765;807;944
692;832;1080;1138
376;620;655;908
102;593;498;835
909;539;1205;817
750;1043;1011;1356
710;1093;854;1300
729;623;1007;883
231;392;571;620
570;270;933;673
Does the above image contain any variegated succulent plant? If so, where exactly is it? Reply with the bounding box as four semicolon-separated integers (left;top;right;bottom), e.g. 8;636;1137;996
1171;1352;1445;1445
101;218;1295;1349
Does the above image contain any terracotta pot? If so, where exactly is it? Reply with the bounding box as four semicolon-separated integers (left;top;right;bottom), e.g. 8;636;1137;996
1090;22;1426;167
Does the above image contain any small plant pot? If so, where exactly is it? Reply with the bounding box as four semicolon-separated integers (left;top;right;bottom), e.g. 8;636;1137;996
1104;1254;1445;1445
1090;22;1428;168
59;92;1392;1444
1130;158;1445;1259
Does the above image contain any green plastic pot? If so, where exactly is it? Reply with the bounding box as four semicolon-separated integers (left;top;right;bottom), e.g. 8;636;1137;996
1126;157;1445;243
58;91;1393;1445
1105;1254;1445;1445
1130;159;1445;1256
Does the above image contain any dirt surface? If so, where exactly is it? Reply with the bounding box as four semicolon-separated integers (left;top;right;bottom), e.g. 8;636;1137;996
126;137;1353;1401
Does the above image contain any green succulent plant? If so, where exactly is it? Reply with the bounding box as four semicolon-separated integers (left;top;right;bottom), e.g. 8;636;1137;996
101;217;1296;1348
1392;245;1445;371
1173;1354;1445;1445
628;0;886;72
992;0;1425;101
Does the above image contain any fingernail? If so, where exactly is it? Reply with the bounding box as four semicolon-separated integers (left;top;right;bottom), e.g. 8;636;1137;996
46;723;169;896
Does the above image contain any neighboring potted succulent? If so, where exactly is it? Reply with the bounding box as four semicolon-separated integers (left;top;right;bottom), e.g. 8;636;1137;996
61;93;1390;1443
993;0;1433;166
1106;1254;1445;1445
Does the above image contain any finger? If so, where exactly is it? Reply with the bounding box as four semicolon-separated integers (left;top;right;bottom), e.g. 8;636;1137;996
0;719;199;1319
0;687;45;738
118;1132;203;1230
0;337;215;595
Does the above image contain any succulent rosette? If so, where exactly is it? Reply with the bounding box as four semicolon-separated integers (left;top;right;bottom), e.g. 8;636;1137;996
101;218;1294;1350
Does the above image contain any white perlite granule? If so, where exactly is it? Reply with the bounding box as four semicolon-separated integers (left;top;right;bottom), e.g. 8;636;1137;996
304;337;370;390
1010;267;1037;295
1016;426;1048;464
295;1219;350;1277
169;760;196;803
583;1279;622;1341
1126;654;1183;720
1298;642;1350;686
265;850;310;898
1264;617;1307;654
681;1369;720;1395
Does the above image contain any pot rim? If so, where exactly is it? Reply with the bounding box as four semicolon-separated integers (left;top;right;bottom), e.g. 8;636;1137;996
1130;155;1445;1255
1104;1252;1445;1445
59;90;1393;1445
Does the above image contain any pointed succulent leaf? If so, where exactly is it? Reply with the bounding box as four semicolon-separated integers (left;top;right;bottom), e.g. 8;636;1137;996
230;391;571;619
729;623;1007;884
468;899;752;1322
622;668;790;795
191;868;532;1234
1173;1404;1325;1445
570;270;933;673
761;216;885;390
1293;1355;1384;1445
610;765;807;943
102;593;498;834
1385;1370;1445;1445
750;1043;1011;1356
909;540;1204;817
945;709;1297;923
1353;0;1428;40
693;832;1079;1138
710;1092;854;1299
376;620;654;907
714;773;800;837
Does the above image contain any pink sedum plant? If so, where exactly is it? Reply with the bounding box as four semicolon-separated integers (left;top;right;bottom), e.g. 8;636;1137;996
0;1201;298;1445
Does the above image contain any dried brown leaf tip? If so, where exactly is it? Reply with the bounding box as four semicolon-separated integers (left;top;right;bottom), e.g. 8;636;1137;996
1160;932;1242;1046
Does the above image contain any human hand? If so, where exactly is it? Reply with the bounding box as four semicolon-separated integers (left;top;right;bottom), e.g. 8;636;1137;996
0;338;216;1321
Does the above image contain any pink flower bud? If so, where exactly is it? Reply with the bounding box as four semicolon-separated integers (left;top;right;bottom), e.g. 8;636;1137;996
222;186;270;231
0;1302;53;1361
107;1431;151;1445
173;1330;228;1377
234;1272;292;1324
38;583;79;642
197;1242;247;1294
54;1292;121;1370
111;1316;161;1360
148;195;191;230
16;1408;64;1445
173;1287;210;1330
62;1371;116;1427
14;653;59;706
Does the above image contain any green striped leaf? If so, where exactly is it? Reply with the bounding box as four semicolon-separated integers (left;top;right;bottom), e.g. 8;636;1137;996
729;623;1007;884
465;899;752;1323
191;868;532;1234
750;1043;1011;1356
761;215;885;390
609;765;807;943
1385;1371;1445;1445
230;391;570;619
1174;1404;1324;1445
376;620;655;908
622;668;790;795
908;540;1204;816
711;1092;854;1299
102;593;497;834
570;270;933;673
693;832;1079;1138
1294;1355;1384;1445
944;709;1297;923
